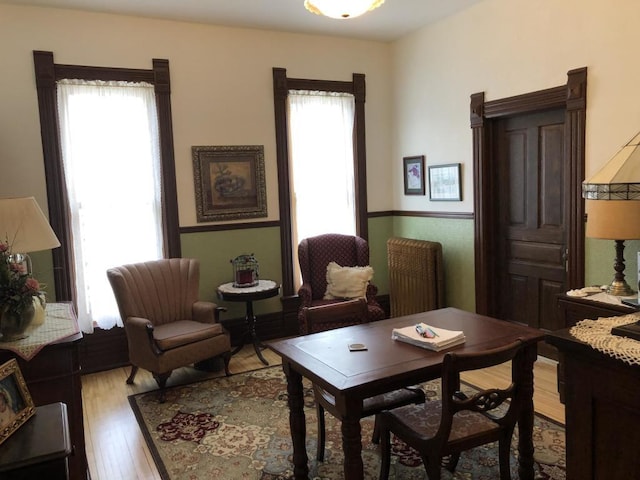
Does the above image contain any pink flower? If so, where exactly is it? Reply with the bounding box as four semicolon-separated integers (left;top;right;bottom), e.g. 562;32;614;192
24;277;40;292
0;243;8;253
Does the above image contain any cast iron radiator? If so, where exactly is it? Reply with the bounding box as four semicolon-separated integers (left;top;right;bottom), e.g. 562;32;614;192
387;237;444;317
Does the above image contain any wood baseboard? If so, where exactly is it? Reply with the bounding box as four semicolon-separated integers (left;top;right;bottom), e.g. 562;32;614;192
79;294;390;374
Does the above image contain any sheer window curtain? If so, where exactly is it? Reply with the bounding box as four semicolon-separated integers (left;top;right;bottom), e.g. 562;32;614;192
287;90;356;288
57;80;164;332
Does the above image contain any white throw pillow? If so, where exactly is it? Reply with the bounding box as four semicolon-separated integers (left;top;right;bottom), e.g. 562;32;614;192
324;261;374;300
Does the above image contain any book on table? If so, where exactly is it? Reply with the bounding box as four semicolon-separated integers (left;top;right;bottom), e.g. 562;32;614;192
391;322;465;351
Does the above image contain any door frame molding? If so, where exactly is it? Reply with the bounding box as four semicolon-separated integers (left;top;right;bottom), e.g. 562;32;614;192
470;67;587;316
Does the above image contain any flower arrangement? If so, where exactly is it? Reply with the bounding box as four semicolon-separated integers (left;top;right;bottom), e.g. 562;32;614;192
0;241;44;320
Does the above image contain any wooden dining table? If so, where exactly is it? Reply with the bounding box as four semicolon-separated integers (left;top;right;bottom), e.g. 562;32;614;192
266;307;545;480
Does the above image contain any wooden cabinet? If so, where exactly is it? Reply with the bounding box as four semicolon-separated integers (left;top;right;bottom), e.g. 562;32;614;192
555;294;636;401
0;308;87;480
556;294;635;327
546;328;640;480
0;402;72;480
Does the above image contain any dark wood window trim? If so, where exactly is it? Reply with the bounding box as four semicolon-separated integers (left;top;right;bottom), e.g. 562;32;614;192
470;67;587;315
272;67;369;296
33;51;180;302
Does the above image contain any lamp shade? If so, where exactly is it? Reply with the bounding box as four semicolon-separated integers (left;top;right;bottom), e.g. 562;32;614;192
585;199;640;240
304;0;385;19
0;196;60;252
583;132;640;200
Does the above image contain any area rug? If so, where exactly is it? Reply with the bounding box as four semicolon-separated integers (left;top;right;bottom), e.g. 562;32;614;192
128;366;566;480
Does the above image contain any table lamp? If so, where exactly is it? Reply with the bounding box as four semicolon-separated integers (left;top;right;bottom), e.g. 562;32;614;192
0;196;61;274
583;132;640;339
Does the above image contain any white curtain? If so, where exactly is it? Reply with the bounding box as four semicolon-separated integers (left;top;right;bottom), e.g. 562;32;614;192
57;80;163;332
287;90;356;286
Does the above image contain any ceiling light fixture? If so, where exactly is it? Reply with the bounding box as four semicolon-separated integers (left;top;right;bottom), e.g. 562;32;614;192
304;0;385;19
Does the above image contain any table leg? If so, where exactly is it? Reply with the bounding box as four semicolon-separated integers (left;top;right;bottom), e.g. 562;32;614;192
341;417;364;479
245;300;269;365
516;344;537;480
283;363;309;480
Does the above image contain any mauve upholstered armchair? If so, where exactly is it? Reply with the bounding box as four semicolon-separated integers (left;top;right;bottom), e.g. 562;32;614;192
297;233;385;334
107;258;231;402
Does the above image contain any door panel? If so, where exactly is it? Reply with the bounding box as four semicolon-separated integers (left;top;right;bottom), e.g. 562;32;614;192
495;109;567;333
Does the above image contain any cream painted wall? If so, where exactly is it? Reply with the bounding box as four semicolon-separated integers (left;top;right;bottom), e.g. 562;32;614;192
391;0;640;288
4;1;640;309
0;4;393;226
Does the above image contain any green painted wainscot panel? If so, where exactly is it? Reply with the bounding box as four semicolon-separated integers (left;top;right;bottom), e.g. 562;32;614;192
368;215;395;295
181;228;282;320
392;216;475;313
586;238;640;292
30;249;57;302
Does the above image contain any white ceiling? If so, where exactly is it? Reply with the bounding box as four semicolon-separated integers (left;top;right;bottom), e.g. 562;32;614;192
1;0;485;42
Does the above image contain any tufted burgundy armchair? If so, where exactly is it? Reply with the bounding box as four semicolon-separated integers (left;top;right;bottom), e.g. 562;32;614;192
297;233;385;334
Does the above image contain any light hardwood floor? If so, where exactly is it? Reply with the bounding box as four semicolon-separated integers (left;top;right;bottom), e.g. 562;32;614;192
81;346;564;480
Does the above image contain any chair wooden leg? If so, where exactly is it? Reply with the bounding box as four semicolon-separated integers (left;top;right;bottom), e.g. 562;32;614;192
316;404;326;462
153;372;171;403
223;352;231;376
378;423;391;480
126;365;138;385
424;453;442;480
372;416;381;444
498;432;513;480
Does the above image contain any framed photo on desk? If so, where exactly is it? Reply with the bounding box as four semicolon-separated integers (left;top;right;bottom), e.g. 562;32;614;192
0;358;35;445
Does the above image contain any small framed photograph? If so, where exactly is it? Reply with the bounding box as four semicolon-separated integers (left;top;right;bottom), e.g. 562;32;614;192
0;358;35;445
192;145;267;222
429;163;462;201
403;155;425;195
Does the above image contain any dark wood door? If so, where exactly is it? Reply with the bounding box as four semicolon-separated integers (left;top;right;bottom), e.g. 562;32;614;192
494;109;567;333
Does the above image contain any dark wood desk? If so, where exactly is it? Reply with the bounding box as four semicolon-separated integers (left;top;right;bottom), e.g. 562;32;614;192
0;402;71;479
0;305;86;480
546;327;640;479
555;294;636;401
267;307;545;480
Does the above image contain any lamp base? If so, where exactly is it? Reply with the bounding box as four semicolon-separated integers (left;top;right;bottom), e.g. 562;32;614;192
607;279;636;297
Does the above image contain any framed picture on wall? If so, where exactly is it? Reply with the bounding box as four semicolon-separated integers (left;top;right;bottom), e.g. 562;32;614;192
403;155;425;195
192;145;268;222
429;163;462;201
0;359;35;445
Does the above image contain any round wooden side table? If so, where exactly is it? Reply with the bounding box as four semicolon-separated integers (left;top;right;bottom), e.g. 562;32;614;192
217;279;280;365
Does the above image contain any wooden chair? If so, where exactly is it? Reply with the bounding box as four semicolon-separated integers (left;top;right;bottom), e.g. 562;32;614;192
107;258;232;402
302;299;426;462
377;339;526;480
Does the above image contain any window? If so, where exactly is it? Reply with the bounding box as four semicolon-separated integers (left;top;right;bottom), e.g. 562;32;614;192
56;80;164;331
288;90;357;286
33;51;180;332
272;68;369;297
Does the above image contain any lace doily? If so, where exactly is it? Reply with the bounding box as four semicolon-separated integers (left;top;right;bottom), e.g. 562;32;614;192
570;314;640;366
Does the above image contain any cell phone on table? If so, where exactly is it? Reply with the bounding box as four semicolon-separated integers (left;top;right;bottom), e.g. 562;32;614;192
348;343;367;351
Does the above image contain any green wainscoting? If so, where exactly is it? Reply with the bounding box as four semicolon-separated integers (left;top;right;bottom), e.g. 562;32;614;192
367;215;394;295
392;216;475;313
181;228;282;320
30;249;57;302
586;238;640;292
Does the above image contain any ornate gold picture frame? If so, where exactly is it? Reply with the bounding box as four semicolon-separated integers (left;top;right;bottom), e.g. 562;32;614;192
0;358;35;445
192;145;267;222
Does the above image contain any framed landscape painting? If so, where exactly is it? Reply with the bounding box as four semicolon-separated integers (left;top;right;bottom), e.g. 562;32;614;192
192;145;267;222
429;163;462;201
